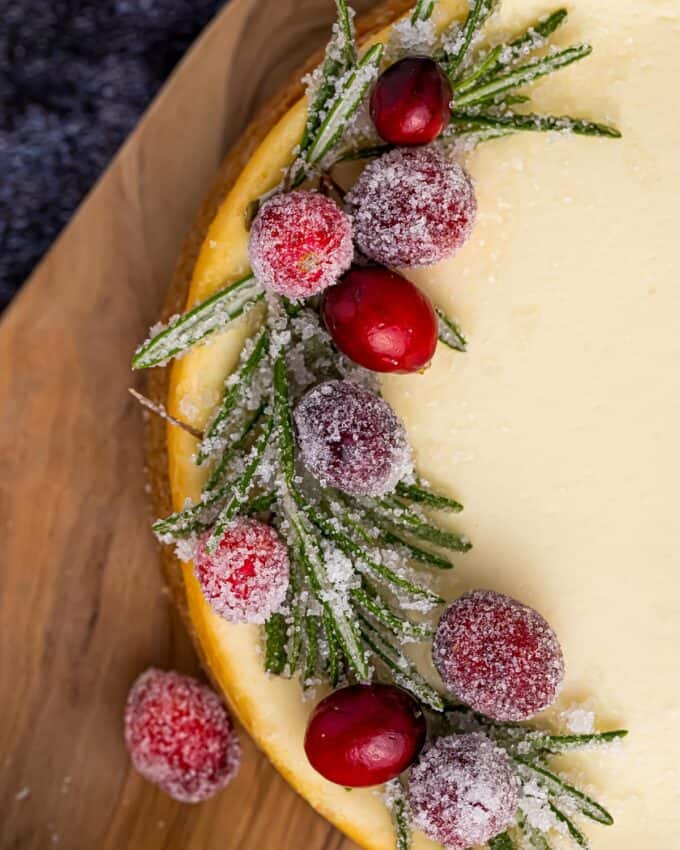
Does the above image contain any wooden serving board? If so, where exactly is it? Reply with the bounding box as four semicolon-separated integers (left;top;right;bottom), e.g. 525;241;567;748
0;1;383;846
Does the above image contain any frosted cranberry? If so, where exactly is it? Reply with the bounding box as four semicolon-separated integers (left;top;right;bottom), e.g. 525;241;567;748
370;57;452;145
248;191;353;299
124;669;241;803
433;590;564;721
194;518;289;624
323;267;438;373
346;147;476;267
408;733;518;849
304;684;426;787
293;380;412;496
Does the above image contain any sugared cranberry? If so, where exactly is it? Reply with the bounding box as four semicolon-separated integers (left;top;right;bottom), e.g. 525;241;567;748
248;191;353;299
194;518;289;624
408;733;518;849
370;57;452;145
304;684;426;787
432;589;564;721
323;267;438;373
293;380;412;496
347;147;476;268
124;669;241;803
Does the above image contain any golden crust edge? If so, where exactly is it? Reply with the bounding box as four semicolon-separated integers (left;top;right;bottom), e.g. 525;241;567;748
143;2;419;848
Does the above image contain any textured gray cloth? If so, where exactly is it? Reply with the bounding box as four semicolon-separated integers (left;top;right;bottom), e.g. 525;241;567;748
0;0;224;310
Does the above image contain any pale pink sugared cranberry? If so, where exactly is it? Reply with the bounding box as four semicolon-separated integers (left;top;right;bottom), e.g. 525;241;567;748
433;589;565;721
194;518;289;624
293;380;412;496
124;668;241;803
248;191;353;299
347;146;476;268
408;733;518;849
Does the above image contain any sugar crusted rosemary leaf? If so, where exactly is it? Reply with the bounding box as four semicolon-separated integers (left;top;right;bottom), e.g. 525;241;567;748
436;307;467;352
514;757;614;825
132;274;263;369
443;0;500;79
488;833;516;850
357;612;446;711
450;110;621;139
549;803;588;848
454;43;593;107
479;8;569;80
526;729;628;755
306;43;384;166
299;0;356;155
385;779;412;850
411;0;436;24
196;329;269;464
395;480;463;513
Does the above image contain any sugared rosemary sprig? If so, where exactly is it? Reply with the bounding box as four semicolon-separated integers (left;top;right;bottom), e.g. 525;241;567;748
395;480;463;513
305;43;384;166
480;8;569;80
385;779;413;850
454;43;593;107
205;416;274;552
514;757;614;825
148;298;460;685
436;306;468;352
299;0;357;156
196;328;269;464
442;0;499;79
411;0;436;24
450;110;621;139
132;274;263;369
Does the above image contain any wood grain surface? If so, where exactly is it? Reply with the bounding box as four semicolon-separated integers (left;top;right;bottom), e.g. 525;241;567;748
0;1;396;847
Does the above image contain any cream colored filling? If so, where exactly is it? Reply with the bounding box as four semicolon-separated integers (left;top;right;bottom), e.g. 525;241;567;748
166;0;680;847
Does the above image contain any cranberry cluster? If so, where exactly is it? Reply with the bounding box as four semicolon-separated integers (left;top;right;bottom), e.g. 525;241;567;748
247;55;475;378
303;590;564;848
124;47;564;847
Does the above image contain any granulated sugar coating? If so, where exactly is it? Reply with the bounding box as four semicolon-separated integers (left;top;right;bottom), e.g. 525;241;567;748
194;518;289;624
346;146;477;267
248;191;353;299
293;380;412;496
408;733;519;850
433;590;564;722
124;669;241;803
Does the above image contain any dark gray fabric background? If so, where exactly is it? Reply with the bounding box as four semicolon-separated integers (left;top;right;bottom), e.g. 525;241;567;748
0;0;225;311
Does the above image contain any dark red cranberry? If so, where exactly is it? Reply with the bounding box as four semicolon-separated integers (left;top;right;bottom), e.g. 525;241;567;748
323;266;437;373
346;147;477;268
432;590;565;721
370;56;453;145
124;669;241;803
293;380;412;496
408;733;518;849
304;684;426;787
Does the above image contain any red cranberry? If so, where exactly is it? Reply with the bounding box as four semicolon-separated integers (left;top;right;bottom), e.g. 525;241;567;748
370;56;452;145
433;590;565;721
323;267;438;373
408;733;518;849
293;380;412;496
248;191;353;299
346;147;476;268
194;518;289;624
304;684;426;786
124;669;241;803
